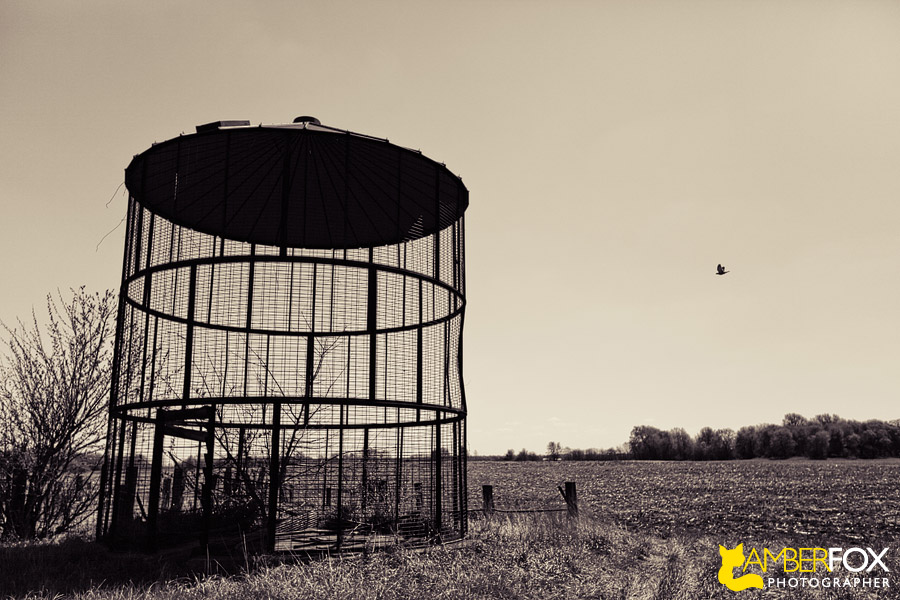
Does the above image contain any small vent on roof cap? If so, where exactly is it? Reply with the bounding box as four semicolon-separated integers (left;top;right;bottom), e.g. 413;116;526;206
293;116;321;125
195;120;250;133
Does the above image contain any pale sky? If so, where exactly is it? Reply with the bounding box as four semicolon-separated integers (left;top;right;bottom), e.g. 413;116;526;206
2;1;899;455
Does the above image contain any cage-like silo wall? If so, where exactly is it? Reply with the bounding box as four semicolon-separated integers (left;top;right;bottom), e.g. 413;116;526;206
97;119;468;553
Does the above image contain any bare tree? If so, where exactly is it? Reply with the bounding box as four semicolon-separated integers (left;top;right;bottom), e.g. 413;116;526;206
0;288;116;539
546;441;562;461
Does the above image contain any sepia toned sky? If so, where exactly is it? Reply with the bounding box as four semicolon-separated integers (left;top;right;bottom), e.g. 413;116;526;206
2;1;899;455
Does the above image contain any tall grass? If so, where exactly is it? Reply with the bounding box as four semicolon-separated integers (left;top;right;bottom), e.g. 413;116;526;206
2;516;895;599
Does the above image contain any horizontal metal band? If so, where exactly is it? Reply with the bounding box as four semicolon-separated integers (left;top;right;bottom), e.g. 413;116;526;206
123;253;466;337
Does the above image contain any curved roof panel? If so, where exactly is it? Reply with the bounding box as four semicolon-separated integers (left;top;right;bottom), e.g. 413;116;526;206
125;120;468;249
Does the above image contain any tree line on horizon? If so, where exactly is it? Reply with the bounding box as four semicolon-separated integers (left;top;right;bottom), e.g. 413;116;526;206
488;413;900;462
629;413;900;461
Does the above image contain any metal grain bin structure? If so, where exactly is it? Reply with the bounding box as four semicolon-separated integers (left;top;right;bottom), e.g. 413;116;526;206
97;117;468;553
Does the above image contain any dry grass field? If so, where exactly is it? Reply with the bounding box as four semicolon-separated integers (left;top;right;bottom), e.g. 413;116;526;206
2;459;899;599
468;458;900;542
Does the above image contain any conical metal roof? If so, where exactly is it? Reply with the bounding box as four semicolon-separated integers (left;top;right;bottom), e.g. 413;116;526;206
125;119;468;249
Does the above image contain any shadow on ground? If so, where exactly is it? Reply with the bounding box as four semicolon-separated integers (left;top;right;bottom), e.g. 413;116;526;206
0;537;198;597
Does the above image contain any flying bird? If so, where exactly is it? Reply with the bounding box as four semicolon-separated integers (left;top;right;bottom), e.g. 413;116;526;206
716;264;729;275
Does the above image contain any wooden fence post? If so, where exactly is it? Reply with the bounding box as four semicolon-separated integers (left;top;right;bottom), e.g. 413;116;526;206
565;481;578;519
558;481;578;519
482;484;494;517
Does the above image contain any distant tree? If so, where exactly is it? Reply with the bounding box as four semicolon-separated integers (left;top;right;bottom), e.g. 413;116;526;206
670;428;694;461
515;448;539;461
735;426;757;459
504;449;515;461
828;427;845;458
782;413;808;428
622;414;900;462
715;429;736;460
768;428;796;459
565;448;585;461
628;426;662;460
807;430;830;460
546;441;562;461
844;433;861;458
0;289;116;539
814;414;841;427
752;424;777;457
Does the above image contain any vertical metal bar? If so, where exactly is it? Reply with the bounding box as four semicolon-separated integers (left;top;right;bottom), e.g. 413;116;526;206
461;420;467;535
221;131;231;245
329;254;335;332
434;421;442;535
263;337;270;397
396;149;403;242
280;131;292;256
99;194;135;541
207;260;215;325
416;279;423;422
322;429;329;512
444;291;451;408
452;218;458;291
394;424;402;526
336;402;344;549
243;246;256;398
451;420;459;528
361;427;369;515
183;264;197;404
287;262;295;331
304;263;317;425
433;166;441;281
220;329;229;398
124;303;139;473
202;408;214;548
237;426;245;480
137;212;156;413
132;204;144;278
109;404;128;538
367;249;377;403
337;314;349;547
193;440;201;513
147;410;165;552
267;401;282;552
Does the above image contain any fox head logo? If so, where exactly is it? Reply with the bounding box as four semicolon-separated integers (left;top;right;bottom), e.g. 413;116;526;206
718;543;764;591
